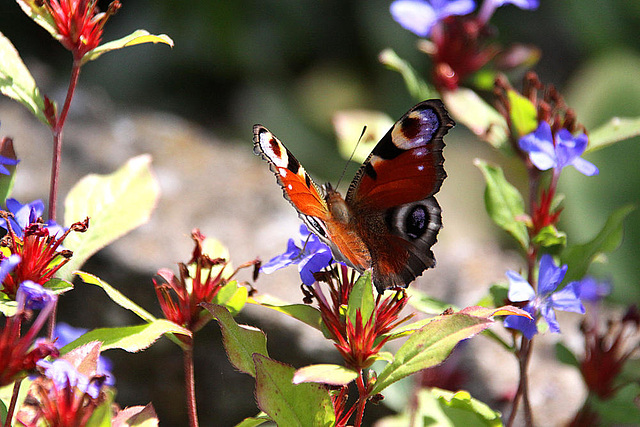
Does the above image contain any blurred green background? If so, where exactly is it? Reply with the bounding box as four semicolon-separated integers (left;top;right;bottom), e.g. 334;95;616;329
1;0;640;424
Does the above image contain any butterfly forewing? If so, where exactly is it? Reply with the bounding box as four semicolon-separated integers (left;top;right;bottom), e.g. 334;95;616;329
253;125;330;220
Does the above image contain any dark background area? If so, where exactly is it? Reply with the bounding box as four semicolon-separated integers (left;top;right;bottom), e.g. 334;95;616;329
2;0;640;425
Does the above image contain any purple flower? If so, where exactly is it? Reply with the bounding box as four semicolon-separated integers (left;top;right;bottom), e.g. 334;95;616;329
17;281;56;311
0;198;64;239
575;276;611;303
519;122;599;176
503;254;585;339
390;0;476;37
37;359;102;399
478;0;539;23
0;155;18;175
261;224;333;285
0;254;20;284
53;323;115;386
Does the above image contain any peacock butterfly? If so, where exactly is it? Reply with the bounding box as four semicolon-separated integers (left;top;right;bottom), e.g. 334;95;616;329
254;99;454;292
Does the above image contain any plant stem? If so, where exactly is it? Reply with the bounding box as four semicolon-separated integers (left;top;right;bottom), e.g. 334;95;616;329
48;59;82;223
354;371;367;427
183;338;199;427
4;379;22;427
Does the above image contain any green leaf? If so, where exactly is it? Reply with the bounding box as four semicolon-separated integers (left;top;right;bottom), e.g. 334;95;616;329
333;109;394;164
0;138;19;204
112;403;158;427
15;1;59;39
249;295;323;332
0;31;47;125
507;90;538;138
371;312;493;394
423;388;503;427
86;399;113;427
44;278;74;295
555;342;580;369
379;48;437;101
442;88;508;150
590;383;640;425
234;413;272;427
253;354;335;427
203;303;268;377
213;280;248;316
0;378;31;426
77;271;156;322
532;225;567;253
561;205;636;282
293;364;359;386
587;116;640;153
407;287;456;315
347;271;374;326
474;159;529;249
82;30;174;65
60;320;190;354
61;155;160;280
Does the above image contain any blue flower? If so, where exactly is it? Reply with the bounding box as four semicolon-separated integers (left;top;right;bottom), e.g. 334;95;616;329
0;155;18;175
503;254;585;339
478;0;538;22
0;198;63;238
261;224;333;285
53;323;115;386
0;254;20;285
575;276;611;303
17;280;57;311
519;122;599;176
390;0;476;37
37;359;102;399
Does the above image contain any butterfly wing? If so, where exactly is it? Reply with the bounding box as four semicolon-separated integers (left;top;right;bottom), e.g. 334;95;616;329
253;125;333;236
345;100;454;291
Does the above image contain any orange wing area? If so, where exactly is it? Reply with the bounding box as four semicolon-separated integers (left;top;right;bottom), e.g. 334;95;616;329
253;125;330;220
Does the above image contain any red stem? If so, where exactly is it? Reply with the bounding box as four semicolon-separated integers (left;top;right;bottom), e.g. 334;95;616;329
183;338;199;427
48;59;82;223
353;371;367;427
4;379;22;427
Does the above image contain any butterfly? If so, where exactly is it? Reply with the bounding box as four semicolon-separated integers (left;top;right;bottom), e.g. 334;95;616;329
254;99;454;292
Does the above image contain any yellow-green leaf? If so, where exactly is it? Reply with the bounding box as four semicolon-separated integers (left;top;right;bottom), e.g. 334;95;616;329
82;30;174;65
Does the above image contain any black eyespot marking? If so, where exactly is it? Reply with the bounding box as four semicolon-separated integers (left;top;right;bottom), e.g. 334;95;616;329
405;205;428;240
286;148;300;174
400;115;421;139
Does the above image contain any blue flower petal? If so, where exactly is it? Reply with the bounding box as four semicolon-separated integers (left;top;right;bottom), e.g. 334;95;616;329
571;156;599;176
555;130;587;169
391;0;439;37
537;254;566;295
519;122;556;171
540;303;561;333
435;0;476;18
298;249;333;285
504;304;537;339
551;283;586;314
506;270;535;302
261;239;301;273
492;0;539;9
575;276;611;303
0;254;20;284
18;281;56;310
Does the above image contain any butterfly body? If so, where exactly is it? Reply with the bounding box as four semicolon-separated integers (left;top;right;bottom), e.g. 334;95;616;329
254;100;454;292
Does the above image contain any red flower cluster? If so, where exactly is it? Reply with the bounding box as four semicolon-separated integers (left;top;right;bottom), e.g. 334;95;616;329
0;213;88;299
41;0;121;59
305;265;412;371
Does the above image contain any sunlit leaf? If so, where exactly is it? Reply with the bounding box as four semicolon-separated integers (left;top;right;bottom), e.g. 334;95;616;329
61;155;160;280
333;110;394;164
561;205;635;282
15;0;59;39
293;364;359;386
587;116;640;153
442;88;508;150
475;159;529;249
0;31;47;124
507;90;537;138
254;355;335;427
234;413;272;427
379;48;436;101
82;30;174;65
213;280;248;316
249;295;323;332
203;303;268;377
60;320;190;354
112;403;158;427
347;271;374;326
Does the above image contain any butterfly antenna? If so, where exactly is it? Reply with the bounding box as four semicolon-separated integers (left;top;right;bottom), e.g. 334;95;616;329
336;125;367;189
294;232;313;261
